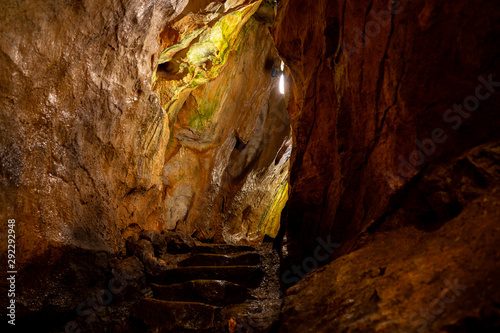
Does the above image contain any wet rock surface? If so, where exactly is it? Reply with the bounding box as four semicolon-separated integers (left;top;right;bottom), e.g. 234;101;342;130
153;265;264;288
0;0;185;270
1;0;499;331
135;299;220;331
0;0;288;277
0;0;289;328
151;280;252;306
192;244;256;255
177;252;261;267
0;226;281;332
154;0;291;244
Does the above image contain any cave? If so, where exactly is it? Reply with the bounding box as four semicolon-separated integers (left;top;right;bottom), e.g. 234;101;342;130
1;0;500;332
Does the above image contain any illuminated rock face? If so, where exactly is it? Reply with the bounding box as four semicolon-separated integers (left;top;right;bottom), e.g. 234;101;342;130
152;0;290;244
3;0;500;331
0;0;288;326
0;0;184;267
0;0;289;273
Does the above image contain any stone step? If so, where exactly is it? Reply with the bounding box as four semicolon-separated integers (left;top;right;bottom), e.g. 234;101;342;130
152;265;264;288
191;244;256;255
151;279;252;306
177;252;261;267
133;298;219;331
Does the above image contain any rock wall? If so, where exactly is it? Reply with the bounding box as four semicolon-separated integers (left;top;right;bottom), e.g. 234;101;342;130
0;0;288;269
0;0;188;322
0;0;186;267
273;0;500;267
0;0;289;323
280;141;500;332
273;0;500;331
151;0;291;244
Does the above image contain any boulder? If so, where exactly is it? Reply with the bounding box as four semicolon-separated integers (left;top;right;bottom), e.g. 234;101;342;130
163;231;196;254
139;229;167;256
126;237;166;276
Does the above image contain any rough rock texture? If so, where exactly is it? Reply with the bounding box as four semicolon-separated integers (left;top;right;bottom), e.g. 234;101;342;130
0;0;183;328
0;244;153;332
163;230;196;253
280;141;500;332
153;0;291;244
2;0;500;331
0;0;289;271
0;0;187;269
133;243;281;333
274;0;500;268
273;0;500;331
0;0;289;328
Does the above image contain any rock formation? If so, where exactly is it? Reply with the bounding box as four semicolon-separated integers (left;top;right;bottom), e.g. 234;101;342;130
0;0;289;328
1;0;499;332
0;0;288;268
273;0;500;331
152;0;290;244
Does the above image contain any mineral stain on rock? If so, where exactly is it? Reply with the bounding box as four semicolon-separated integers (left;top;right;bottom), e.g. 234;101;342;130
153;0;291;244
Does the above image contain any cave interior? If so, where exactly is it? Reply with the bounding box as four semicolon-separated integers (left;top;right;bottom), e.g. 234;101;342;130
1;0;500;332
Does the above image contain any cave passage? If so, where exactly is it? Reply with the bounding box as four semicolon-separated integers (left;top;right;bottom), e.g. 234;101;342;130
126;1;291;330
150;0;291;246
4;0;499;332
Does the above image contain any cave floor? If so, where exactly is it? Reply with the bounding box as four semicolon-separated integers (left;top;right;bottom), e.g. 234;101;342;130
133;242;282;332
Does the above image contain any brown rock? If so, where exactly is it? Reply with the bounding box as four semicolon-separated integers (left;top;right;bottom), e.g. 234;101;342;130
280;191;500;332
153;265;264;288
151;279;251;306
111;255;149;301
163;230;196;254
133;298;219;331
153;0;291;243
279;142;500;332
177;252;261;267
191;244;256;254
126;237;166;276
273;0;500;269
139;229;167;255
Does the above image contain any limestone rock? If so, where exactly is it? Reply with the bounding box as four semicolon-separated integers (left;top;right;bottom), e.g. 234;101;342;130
0;2;288;326
153;0;291;243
